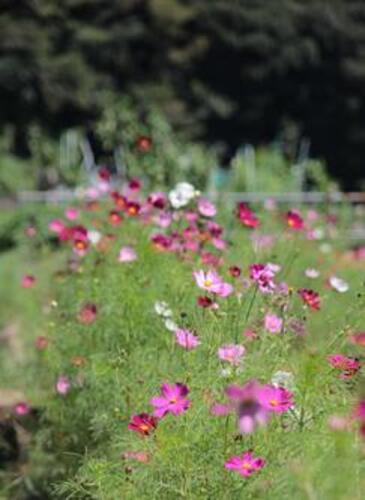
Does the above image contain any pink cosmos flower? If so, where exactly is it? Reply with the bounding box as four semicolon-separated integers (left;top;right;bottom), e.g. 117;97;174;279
56;375;71;395
197;296;219;309
147;192;166;209
118;246;137;262
48;219;65;234
264;314;283;334
198;198;216;217
128;413;158;436
236;202;260;228
150;383;191;418
349;332;365;347
257;385;295;413
249;263;279;294
327;354;361;378
298;288;321;310
352;400;365;438
211;380;270;434
175;329;200;350
21;274;36;288
193;270;233;297
64;207;79;220
286;210;304;230
218;344;245;365
225;451;265;477
154;211;172;228
14;401;30;416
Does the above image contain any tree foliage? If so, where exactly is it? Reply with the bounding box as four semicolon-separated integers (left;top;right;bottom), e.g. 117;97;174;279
1;0;365;187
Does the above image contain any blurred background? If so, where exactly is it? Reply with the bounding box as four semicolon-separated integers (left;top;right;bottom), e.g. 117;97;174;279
1;0;365;194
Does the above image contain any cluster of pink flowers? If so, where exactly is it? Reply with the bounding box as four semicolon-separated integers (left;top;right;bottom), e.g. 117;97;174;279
327;354;361;379
249;263;280;294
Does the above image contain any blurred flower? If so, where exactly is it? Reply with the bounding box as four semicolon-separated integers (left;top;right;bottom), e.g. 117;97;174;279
77;303;97;324
286;210;304;230
236;202;260;228
257;385;295;413
175;329;200;350
169;182;196;209
298;288;321;310
198;198;216;217
329;276;349;293
164;319;179;332
264;314;283;334
225;451;265;477
305;268;320;279
249;263;279;294
328;354;361;379
118;246;137;263
150;383;191;418
197;296;219;309
56;375;71;395
218;344;245;365
271;371;295;391
349;332;365;347
21;274;36;288
14;401;30;416
64;207;79;220
154;301;172;317
128;413;158;436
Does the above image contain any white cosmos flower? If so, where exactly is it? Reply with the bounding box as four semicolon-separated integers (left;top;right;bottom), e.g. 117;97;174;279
271;371;295;391
305;268;320;279
154;301;173;317
168;182;197;209
88;230;102;245
164;318;179;332
329;276;349;293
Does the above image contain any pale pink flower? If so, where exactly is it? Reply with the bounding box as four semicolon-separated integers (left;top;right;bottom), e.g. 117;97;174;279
14;401;30;416
175;329;200;350
264;314;283;333
193;270;233;297
21;274;36;288
56;375;71;395
305;268;320;279
198;198;216;217
64;207;79;220
118;246;137;262
218;344;245;365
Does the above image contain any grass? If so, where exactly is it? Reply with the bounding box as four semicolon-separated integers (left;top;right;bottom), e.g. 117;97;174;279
0;197;364;500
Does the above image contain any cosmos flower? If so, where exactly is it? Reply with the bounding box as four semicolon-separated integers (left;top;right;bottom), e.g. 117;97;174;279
211;380;270;434
118;246;137;262
229;266;241;278
249;263;279;294
236;202;260;228
286;210;304;230
154;301;173;317
128;413;158;436
198;198;216;217
21;274;36;288
136;135;152;152
64;207;79;220
77;303;98;324
264;314;283;334
197;296;219;309
298;288;321;310
193;270;233;297
305;268;320;279
169;182;197;209
218;344;246;365
327;354;361;378
349;332;365;347
328;276;349;293
56;375;71;395
352;400;365;438
14;401;30;416
257;385;295;413
175;329;200;350
271;371;295;391
150;383;191;418
225;451;265;477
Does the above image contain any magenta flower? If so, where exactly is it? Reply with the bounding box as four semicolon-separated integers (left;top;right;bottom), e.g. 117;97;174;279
327;354;361;378
14;401;30;416
175;329;200;350
198;198;216;217
218;344;245;365
150;383;191;418
225;451;265;477
193;270;233;297
211;380;270;434
64;207;79;220
21;274;36;288
249;263;279;294
128;413;158;436
264;314;283;334
56;375;71;395
257;385;295;413
118;246;137;262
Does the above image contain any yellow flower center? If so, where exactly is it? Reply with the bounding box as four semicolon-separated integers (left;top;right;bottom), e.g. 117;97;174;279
140;424;150;432
204;279;213;287
269;399;279;407
241;462;252;470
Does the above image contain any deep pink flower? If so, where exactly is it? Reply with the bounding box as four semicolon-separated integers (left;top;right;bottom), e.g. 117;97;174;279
264;314;283;334
286;210;304;230
175;329;200;350
56;375;71;395
147;192;166;209
352;400;365;438
218;344;245;365
197;296;219;309
236;203;260;228
328;354;361;378
193;270;233;297
225;451;265;477
128;413;158;436
77;303;97;324
64;207;79;220
198;198;216;217
298;288;321;310
257;385;295;413
229;266;241;278
118;246;137;262
150;383;191;418
249;263;279;294
21;274;36;288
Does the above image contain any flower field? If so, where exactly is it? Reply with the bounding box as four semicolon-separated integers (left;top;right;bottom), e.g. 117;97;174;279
2;176;365;499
